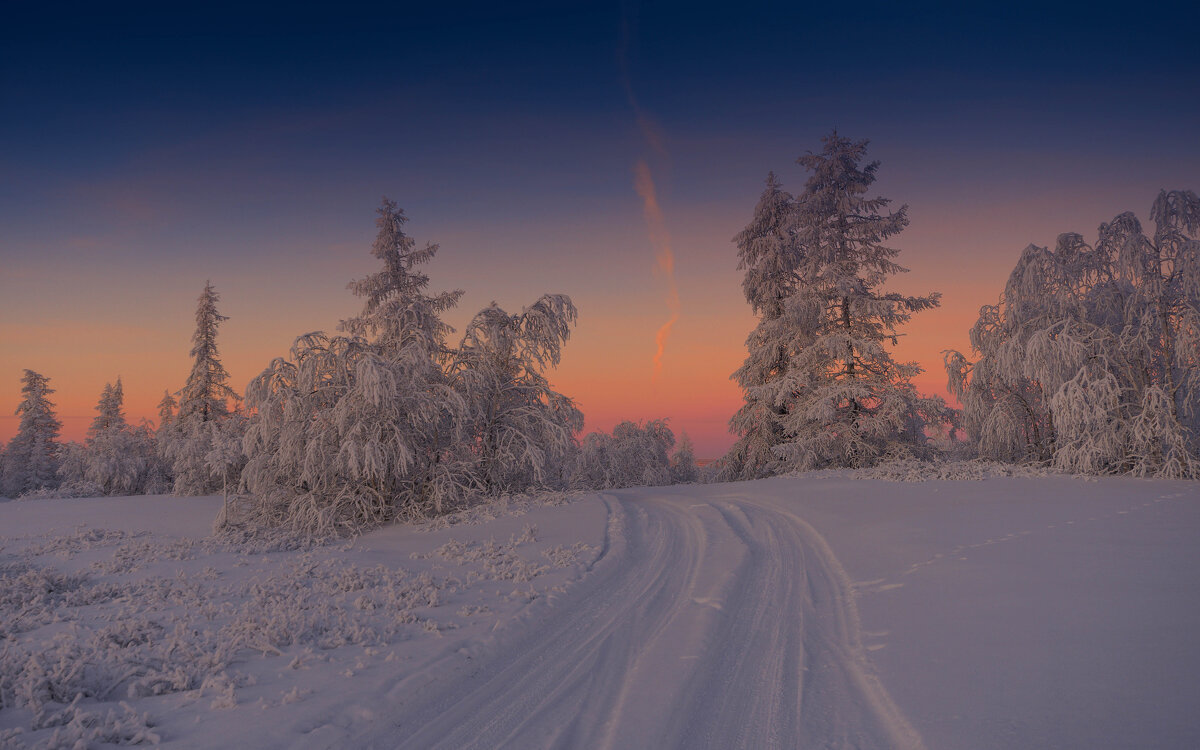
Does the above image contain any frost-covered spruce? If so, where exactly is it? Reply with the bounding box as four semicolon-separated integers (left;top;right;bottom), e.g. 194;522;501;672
88;378;127;437
724;133;953;477
58;379;170;496
724;173;795;480
156;389;177;428
451;295;584;494
162;282;244;495
1;369;63;497
946;190;1200;478
241;199;469;532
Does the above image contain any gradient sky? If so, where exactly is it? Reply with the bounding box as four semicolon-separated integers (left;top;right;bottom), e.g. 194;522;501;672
2;1;1198;457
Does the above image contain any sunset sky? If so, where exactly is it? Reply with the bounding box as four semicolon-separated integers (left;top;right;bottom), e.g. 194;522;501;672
2;2;1198;457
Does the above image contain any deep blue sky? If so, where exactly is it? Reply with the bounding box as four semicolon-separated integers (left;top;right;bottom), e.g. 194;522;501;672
3;1;1198;454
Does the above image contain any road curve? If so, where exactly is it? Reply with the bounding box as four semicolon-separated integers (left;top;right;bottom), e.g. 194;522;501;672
363;487;925;749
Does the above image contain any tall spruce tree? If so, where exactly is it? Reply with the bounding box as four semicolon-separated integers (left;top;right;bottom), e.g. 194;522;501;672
724;173;797;479
725;133;952;475
179;282;237;422
164;281;242;494
2;370;63;496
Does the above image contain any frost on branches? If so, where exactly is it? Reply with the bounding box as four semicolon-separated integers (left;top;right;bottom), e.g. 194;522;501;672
57;378;170;496
237;200;584;534
1;370;62;497
159;282;245;495
946;190;1200;478
240;200;466;532
451;296;584;495
723;134;953;479
572;419;698;489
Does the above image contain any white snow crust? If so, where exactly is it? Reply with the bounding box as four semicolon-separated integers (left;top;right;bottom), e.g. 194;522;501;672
2;476;1197;748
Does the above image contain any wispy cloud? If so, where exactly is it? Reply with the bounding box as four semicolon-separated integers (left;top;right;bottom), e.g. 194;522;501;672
633;161;680;381
620;2;680;381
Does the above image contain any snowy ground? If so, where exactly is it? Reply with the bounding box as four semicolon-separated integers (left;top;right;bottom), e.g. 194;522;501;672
1;476;1197;748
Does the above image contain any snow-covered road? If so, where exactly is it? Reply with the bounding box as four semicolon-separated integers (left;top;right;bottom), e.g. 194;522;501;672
4;476;1197;748
352;490;923;749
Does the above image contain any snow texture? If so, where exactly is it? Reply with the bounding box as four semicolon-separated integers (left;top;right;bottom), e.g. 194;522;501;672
4;474;1195;748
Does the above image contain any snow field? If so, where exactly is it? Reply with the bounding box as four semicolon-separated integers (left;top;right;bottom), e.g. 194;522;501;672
0;494;606;748
1;475;1197;749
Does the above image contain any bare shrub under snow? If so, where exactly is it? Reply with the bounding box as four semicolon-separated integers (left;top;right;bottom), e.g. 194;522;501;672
843;458;1055;482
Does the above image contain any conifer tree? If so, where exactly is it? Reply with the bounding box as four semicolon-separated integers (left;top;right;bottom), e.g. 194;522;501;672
241;199;469;532
60;379;168;496
2;370;63;497
88;378;127;440
165;282;243;495
725;133;952;475
157;390;177;429
669;432;700;484
179;282;237;422
724;174;797;479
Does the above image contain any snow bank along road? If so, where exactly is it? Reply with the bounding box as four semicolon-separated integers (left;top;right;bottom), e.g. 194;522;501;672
346;486;925;750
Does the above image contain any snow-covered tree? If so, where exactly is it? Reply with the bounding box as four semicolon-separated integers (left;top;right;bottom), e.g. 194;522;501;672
205;411;249;496
724;133;952;477
57;379;170;496
724;174;797;479
572;419;683;490
88;378;127;437
240;199;470;533
669;432;700;484
2;370;63;497
157;390;177;428
163;282;243;495
179;282;238;422
947;190;1200;477
451;295;584;494
59;426;168;497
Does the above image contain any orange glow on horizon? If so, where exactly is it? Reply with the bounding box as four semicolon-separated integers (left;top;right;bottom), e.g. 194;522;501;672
1;198;1023;461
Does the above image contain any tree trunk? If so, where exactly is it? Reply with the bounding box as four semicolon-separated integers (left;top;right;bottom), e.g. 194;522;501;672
842;295;859;417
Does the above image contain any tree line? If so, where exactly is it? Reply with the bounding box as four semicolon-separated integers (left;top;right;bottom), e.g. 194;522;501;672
0;201;698;530
3;133;1196;528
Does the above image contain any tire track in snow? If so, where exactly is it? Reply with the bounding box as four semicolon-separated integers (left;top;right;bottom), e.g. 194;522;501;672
344;491;924;749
